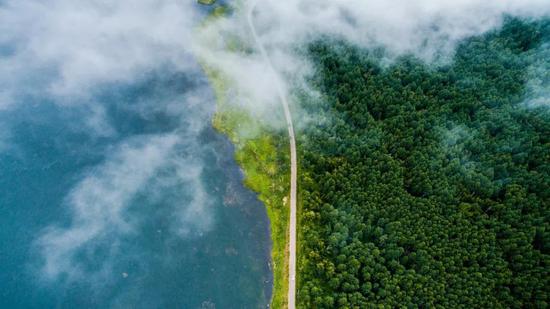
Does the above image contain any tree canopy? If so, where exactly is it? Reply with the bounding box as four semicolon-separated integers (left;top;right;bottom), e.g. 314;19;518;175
297;18;550;308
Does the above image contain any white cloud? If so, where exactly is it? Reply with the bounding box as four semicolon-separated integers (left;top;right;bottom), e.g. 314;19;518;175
2;0;547;131
197;0;550;129
524;43;550;109
83;103;117;137
244;0;550;61
0;0;544;285
0;0;199;101
0;0;207;146
0;122;11;153
172;159;214;237
0;0;220;284
0;90;14;111
38;134;209;279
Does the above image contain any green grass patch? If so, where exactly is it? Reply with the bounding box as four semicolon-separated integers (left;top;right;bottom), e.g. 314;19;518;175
197;0;216;6
207;67;291;308
196;8;291;306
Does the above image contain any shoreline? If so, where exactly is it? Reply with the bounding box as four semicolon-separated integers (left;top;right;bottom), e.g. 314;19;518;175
207;67;290;308
195;4;291;307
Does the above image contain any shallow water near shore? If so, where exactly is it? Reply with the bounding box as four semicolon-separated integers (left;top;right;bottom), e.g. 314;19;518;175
0;67;273;308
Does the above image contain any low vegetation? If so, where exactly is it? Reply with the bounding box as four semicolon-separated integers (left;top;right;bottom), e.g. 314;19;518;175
204;67;291;308
197;0;216;6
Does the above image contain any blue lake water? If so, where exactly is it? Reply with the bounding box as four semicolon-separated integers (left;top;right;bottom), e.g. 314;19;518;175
0;68;272;308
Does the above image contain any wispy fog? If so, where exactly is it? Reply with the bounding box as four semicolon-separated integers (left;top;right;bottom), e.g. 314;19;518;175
524;43;550;108
0;0;547;296
2;0;548;129
38;134;179;280
197;0;550;129
0;0;218;288
0;0;199;102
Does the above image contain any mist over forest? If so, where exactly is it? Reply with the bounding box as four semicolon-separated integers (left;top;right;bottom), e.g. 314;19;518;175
0;0;548;308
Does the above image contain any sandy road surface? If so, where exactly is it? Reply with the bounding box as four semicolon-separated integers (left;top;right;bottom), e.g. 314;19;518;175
246;2;298;308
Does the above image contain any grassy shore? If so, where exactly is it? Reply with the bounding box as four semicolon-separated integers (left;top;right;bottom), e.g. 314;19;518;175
196;6;291;306
197;0;216;5
204;66;291;308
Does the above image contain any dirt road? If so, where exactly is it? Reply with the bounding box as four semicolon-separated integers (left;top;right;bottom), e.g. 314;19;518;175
246;2;298;308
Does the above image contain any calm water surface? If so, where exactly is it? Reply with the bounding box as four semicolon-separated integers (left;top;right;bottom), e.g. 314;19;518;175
0;67;272;307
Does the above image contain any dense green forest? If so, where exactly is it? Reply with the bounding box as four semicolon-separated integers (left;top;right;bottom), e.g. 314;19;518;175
297;18;549;308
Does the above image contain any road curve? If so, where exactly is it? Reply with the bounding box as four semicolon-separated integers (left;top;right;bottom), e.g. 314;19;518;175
246;2;298;309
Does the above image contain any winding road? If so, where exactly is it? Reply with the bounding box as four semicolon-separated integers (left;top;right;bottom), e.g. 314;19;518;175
247;2;298;308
